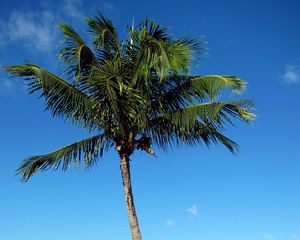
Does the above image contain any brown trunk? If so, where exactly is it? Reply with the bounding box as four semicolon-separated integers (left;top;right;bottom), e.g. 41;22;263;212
120;152;142;240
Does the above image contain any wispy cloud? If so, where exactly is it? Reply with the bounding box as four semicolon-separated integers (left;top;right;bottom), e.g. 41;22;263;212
187;204;198;216
165;218;175;227
0;78;22;96
0;33;4;47
0;0;86;54
1;78;14;89
263;233;273;240
5;10;57;53
282;64;300;84
101;2;119;16
292;234;299;240
61;0;85;20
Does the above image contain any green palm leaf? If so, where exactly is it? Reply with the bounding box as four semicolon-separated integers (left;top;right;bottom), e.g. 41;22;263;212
86;14;120;54
4;64;101;130
193;75;246;99
145;117;239;153
17;134;112;181
150;75;247;113
169;99;255;130
59;24;96;80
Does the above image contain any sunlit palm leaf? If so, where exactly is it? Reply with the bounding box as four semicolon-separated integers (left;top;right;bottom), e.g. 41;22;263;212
128;20;201;85
193;75;246;99
149;75;247;118
169;99;255;130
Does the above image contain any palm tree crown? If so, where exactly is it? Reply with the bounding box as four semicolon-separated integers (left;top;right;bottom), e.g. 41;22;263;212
4;15;255;240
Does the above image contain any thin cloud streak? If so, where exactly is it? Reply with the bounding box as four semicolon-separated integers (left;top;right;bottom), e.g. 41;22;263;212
187;204;198;216
0;0;86;54
5;10;57;52
292;234;299;240
263;233;272;240
102;2;119;16
0;78;23;96
62;0;85;20
165;219;175;227
283;64;300;84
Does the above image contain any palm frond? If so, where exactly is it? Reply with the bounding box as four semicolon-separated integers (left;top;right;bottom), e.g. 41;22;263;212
193;75;246;99
149;74;247;112
140;18;170;41
86;60;145;136
168;99;255;130
17;134;112;181
162;38;197;74
167;75;245;98
59;24;96;80
145;116;239;153
86;14;120;54
128;21;200;85
4;64;101;130
149;75;247;116
129;35;167;84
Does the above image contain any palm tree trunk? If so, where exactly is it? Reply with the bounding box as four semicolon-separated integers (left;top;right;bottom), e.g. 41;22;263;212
120;152;142;240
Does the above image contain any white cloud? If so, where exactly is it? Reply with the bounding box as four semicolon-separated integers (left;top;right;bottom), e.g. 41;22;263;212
263;233;272;240
0;0;86;54
283;64;300;84
2;10;58;53
187;204;198;216
165;219;175;227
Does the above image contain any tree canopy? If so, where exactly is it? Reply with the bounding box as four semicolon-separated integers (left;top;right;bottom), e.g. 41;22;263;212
4;15;255;181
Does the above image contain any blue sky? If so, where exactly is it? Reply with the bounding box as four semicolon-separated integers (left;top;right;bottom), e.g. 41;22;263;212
0;0;300;240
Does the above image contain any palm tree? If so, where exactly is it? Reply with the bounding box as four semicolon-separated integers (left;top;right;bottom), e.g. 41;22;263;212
4;15;255;240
